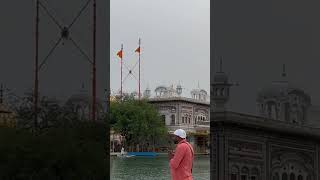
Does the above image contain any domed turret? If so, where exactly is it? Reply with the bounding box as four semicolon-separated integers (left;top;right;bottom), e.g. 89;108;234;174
257;64;311;124
212;56;232;111
155;86;167;97
176;84;182;96
144;87;151;98
65;84;103;121
191;87;208;101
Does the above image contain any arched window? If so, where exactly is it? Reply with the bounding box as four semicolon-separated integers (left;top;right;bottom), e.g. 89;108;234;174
230;165;239;180
273;172;279;180
217;89;220;96
251;167;259;180
306;175;311;180
297;175;303;180
282;173;288;180
161;115;166;124
171;115;175;125
241;167;249;180
290;173;295;180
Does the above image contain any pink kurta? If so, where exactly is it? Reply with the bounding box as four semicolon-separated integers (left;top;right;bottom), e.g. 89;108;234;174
169;139;194;180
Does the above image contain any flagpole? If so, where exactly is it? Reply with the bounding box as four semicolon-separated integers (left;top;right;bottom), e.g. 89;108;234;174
120;44;123;99
34;0;39;131
92;0;97;121
138;38;141;100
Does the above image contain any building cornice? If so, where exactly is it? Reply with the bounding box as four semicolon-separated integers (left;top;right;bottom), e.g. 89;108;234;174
212;111;320;140
148;97;210;106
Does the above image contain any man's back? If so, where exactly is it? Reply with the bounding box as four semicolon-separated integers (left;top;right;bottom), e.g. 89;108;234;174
169;140;194;180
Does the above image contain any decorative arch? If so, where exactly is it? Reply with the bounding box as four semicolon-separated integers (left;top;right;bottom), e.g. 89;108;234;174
230;165;239;180
241;166;249;180
251;167;259;180
221;88;225;96
216;89;220;96
271;151;313;177
273;172;280;180
282;173;288;180
171;114;175;125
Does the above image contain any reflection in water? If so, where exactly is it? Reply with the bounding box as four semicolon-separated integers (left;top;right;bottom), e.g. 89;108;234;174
110;155;209;180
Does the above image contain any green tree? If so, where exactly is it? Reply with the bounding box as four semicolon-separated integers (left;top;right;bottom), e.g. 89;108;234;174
110;98;168;152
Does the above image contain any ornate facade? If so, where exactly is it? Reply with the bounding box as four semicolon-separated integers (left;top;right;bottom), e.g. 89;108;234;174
146;84;210;153
211;64;320;180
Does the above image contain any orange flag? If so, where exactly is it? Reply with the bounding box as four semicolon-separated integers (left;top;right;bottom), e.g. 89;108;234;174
135;47;141;53
117;50;123;59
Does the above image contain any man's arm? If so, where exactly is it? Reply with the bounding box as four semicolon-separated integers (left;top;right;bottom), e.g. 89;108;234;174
170;144;187;169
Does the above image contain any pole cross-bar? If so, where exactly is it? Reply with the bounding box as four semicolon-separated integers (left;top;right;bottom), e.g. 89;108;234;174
38;37;63;70
40;0;91;30
38;1;63;30
68;0;92;29
122;70;139;85
70;37;94;65
34;0;97;124
37;0;94;69
122;61;140;92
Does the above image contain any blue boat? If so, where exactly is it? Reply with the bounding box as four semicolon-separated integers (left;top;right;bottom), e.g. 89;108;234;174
127;152;158;157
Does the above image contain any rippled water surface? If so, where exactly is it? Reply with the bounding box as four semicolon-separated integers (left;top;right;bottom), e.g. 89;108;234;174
110;155;209;180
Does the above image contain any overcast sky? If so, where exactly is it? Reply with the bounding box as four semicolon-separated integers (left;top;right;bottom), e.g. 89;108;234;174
3;0;320;116
214;0;320;115
110;0;210;97
0;0;108;101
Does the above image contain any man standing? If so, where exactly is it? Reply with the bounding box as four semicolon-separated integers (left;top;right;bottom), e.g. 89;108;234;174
169;129;194;180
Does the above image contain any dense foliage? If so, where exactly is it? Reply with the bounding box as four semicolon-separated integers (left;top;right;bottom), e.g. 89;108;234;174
110;95;169;152
0;93;108;179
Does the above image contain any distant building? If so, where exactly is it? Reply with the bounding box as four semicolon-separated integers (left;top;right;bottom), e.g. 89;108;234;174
211;64;320;180
145;84;210;154
65;85;105;121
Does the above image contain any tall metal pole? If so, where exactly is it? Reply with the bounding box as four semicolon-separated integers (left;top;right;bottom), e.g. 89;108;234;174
120;44;123;99
92;0;97;121
34;0;40;130
138;38;141;100
0;84;3;104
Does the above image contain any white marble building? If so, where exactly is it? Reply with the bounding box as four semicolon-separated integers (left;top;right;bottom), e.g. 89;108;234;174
145;84;210;153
